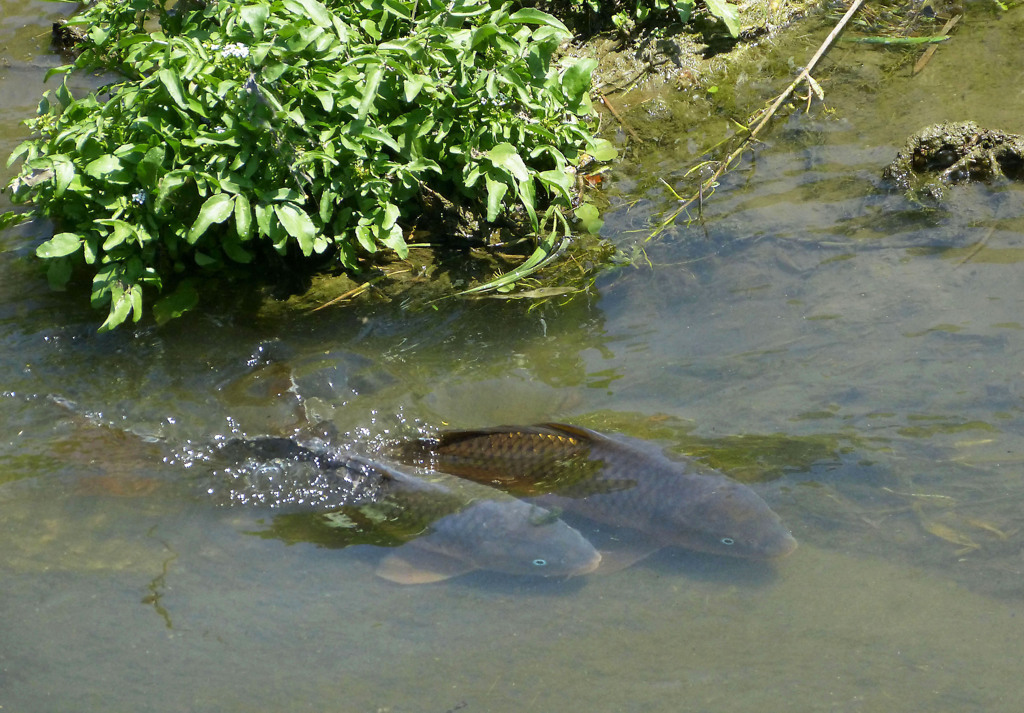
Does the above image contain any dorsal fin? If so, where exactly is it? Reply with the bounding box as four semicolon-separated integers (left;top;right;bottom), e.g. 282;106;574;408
537;423;603;444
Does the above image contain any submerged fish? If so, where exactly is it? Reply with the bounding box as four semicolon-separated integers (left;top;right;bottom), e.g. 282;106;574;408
393;423;797;567
221;437;602;584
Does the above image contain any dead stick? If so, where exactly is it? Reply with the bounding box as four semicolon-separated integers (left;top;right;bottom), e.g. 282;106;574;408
676;0;866;214
599;93;644;145
954;224;996;268
310;269;410;312
913;14;961;76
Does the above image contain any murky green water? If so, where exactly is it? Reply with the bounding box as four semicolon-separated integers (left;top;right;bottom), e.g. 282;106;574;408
3;3;1024;711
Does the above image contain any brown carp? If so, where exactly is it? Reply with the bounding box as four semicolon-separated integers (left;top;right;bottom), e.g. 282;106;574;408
220;437;602;584
392;423;797;566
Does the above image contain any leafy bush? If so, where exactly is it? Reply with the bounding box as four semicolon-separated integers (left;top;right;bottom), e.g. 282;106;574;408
4;0;614;330
622;0;740;36
560;0;741;39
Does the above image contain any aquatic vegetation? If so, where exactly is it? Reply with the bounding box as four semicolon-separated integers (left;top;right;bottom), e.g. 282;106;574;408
555;0;743;39
571;409;857;482
3;0;614;330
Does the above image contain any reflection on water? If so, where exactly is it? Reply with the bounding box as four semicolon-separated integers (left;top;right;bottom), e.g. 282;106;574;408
4;3;1024;712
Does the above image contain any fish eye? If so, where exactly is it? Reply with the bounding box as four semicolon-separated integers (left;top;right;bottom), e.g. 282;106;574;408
720;538;735;546
532;559;548;567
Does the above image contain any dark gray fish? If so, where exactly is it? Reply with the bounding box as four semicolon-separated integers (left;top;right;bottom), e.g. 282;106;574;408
393;423;797;566
219;438;602;584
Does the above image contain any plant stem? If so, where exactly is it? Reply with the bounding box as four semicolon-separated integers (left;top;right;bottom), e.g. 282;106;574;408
676;0;867;216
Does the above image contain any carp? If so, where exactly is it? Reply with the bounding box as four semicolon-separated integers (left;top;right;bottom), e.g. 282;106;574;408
220;437;602;584
392;423;797;569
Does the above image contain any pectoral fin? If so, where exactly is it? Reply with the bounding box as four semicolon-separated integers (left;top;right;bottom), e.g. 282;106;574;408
375;546;476;585
587;527;663;574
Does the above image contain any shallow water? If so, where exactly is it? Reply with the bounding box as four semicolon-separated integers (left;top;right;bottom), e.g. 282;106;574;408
3;4;1024;711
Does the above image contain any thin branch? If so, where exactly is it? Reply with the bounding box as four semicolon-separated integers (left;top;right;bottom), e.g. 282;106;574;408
913;13;961;75
599;93;644;145
674;0;867;216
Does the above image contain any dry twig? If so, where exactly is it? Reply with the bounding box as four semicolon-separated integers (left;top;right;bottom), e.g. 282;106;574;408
913;13;961;75
673;0;867;217
599;93;644;145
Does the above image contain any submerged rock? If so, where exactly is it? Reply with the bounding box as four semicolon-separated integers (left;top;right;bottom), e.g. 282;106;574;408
883;121;1024;199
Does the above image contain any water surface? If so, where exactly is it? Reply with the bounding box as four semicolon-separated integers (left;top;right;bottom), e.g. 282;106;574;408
3;4;1024;711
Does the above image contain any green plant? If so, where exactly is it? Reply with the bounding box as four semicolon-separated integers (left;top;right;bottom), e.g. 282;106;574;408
4;0;614;330
611;0;741;37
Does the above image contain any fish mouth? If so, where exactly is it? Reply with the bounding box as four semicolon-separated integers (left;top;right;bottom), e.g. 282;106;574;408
569;549;603;577
764;532;798;559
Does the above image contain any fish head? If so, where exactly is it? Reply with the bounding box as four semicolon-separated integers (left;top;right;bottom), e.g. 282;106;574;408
435;500;602;577
656;478;797;559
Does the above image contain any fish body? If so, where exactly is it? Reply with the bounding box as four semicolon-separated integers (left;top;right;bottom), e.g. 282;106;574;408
221;437;602;582
394;423;797;560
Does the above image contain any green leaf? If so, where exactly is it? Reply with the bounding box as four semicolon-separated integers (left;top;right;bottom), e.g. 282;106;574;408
188;193;234;244
0;211;29;230
561;58;597;109
136;146;165;189
404;157;441;175
319;190;337;223
129;284;143;321
98;287;134;332
587;138;618;163
574;202;604;234
255;203;274;237
354;223;377;253
382;0;413;20
379;221;408;258
540;168;573;191
239;5;269;38
349;121;402;153
194;251;219;267
37;233;83;259
85;155;126;180
381;202;401;231
484;174;508;222
284;0;332;28
455;233;567;296
704;0;741;37
403;75;431;102
506;8;569;33
155;170;191;213
486;143;530;183
98;220;137;250
262;62;288;83
673;0;695;23
6;140;35;168
517;175;538;231
470;24;500;49
358;63;384;120
234;194;252;240
51;156;76;197
258;188;305;203
274;202;316;256
153;281;199;325
313;90;335;112
157;69;187;110
83;237;99;264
